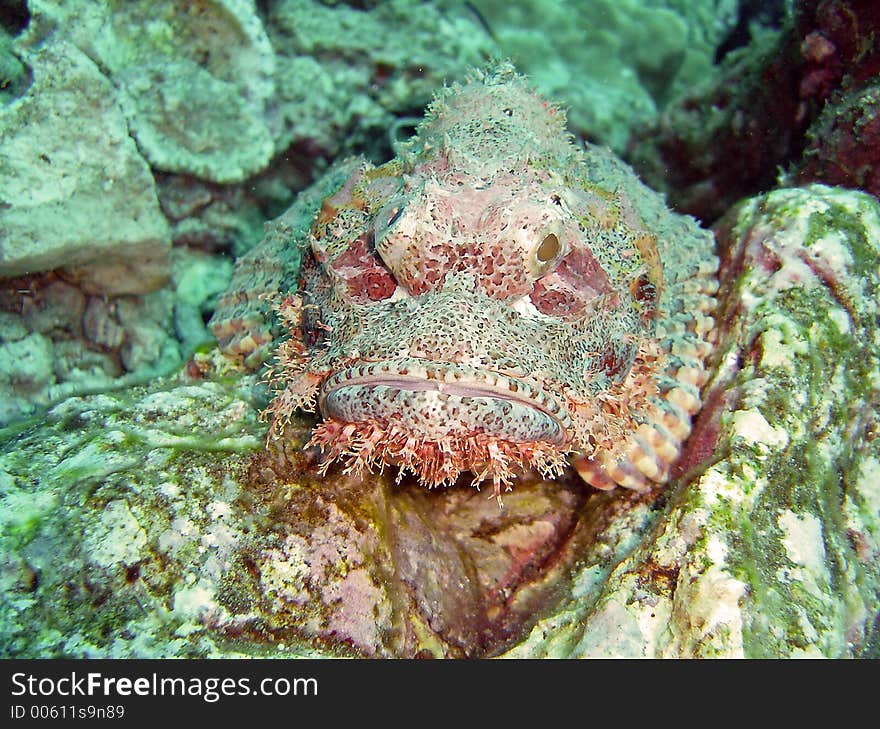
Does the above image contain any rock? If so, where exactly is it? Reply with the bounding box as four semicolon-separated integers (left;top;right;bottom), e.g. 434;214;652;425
0;40;170;292
626;0;880;223
118;58;275;184
157;174;271;257
82;298;126;352
81;291;181;375
626;30;804;222
115;291;181;374
20;280;86;337
0;28;30;105
789;2;880;197
795;0;880;101
171;250;234;313
0;312;28;343
0;332;53;392
0;377;267;658
19;0;494;182
0;273;184;428
170;249;234;354
21;0;277;184
265;0;497;160
0;331;54;423
51;339;121;384
0;372;586;657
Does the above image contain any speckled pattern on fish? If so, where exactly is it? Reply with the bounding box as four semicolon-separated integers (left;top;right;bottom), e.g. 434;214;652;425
210;64;719;500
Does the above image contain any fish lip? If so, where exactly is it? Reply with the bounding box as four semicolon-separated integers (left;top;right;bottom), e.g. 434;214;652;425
318;359;572;442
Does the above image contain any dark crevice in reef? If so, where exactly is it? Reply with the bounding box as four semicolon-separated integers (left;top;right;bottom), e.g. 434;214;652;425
715;0;790;62
0;1;29;35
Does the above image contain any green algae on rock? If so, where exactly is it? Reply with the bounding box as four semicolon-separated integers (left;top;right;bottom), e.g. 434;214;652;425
0;374;269;658
505;184;880;657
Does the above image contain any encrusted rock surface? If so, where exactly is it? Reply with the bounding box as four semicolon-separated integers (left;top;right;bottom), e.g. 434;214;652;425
264;0;496;160
1;1;878;660
0;39;170;291
21;0;277;184
626;29;803;222
0;275;183;426
626;0;880;223
0;369;587;658
0;250;231;427
792;82;880;198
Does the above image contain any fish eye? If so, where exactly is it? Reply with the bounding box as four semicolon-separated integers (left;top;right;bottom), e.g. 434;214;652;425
387;207;404;227
536;233;561;263
527;230;566;279
374;200;406;244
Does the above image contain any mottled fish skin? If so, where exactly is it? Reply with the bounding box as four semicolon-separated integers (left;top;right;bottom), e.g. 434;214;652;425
211;64;718;499
210;159;363;369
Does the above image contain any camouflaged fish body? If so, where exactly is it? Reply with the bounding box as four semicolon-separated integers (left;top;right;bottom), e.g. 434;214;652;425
210;65;718;498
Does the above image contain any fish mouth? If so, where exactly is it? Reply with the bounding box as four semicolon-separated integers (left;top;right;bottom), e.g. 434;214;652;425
318;360;571;445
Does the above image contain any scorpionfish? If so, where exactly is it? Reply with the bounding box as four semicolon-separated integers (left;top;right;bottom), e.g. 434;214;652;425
210;64;718;501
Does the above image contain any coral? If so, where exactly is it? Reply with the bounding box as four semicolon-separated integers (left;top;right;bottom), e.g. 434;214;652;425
470;0;739;151
795;0;880;102
265;0;497;161
214;65;718;498
626;29;804;222
626;0;880;222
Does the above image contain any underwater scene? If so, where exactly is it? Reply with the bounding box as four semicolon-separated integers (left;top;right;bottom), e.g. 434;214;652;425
1;0;879;659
